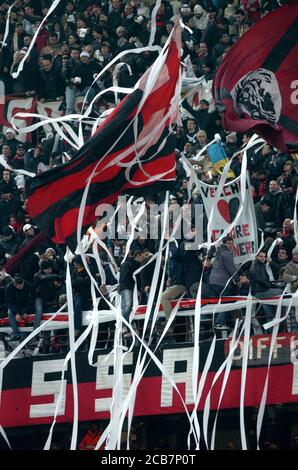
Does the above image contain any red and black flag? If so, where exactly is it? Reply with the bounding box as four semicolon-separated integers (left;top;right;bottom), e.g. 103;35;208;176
213;1;298;152
27;25;181;250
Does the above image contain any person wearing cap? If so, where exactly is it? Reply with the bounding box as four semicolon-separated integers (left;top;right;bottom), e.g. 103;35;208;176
43;247;65;276
65;49;101;114
18;223;38;251
193;4;209;31
182;98;210;131
15;224;42;283
5;276;35;341
9;46;40;98
4;129;22;157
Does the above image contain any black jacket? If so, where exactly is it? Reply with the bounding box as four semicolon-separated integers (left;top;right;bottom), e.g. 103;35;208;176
183;247;203;289
169;241;185;286
39;66;65;100
250;260;280;294
72;268;93;297
34;270;63;302
71;60;101;90
5;280;35;315
119;258;139;292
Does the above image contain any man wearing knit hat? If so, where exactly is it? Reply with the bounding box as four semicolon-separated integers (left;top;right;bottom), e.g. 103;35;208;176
65;48;101;114
5;128;22;156
193;4;209;31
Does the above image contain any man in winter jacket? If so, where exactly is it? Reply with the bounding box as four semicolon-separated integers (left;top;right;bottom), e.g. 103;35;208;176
250;250;282;326
38;54;65;101
119;250;144;336
209;237;238;296
209;236;239;327
34;260;64;331
0;226;22;259
66;51;101;114
5;276;35;340
161;240;186;329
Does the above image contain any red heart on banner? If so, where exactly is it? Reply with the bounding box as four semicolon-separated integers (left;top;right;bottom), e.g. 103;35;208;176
217;200;231;223
217;198;240;224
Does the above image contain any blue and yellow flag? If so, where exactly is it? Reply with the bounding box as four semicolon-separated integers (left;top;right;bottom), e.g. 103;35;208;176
208;142;235;178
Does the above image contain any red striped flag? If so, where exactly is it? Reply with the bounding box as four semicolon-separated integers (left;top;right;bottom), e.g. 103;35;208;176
27;24;181;250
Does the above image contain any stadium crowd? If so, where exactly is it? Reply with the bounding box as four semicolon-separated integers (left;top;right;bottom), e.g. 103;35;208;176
0;0;297;347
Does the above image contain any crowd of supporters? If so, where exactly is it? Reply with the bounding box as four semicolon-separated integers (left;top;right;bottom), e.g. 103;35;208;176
0;0;297;347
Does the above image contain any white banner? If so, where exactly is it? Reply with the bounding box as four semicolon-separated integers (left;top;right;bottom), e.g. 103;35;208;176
197;175;258;264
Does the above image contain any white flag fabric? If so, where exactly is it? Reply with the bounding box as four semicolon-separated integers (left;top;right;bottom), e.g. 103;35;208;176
197;174;258;265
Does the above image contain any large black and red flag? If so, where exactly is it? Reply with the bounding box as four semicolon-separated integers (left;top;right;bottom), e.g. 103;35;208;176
213;1;298;152
26;24;181;250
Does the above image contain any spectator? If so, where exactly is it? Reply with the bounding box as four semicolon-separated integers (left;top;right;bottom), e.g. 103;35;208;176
262;180;287;228
277;161;298;193
38;53;65;102
277;218;296;253
209;236;239;328
65;50;102;114
182;232;203;298
0;226;22;259
120;250;144;337
0;170;22;226
273;246;290;272
182;99;210;131
17;224;41;282
254;199;272;232
5;276;35;340
184;118;198;145
250;250;282;327
24;144;49;174
10;143;26;170
283;247;298;293
161;240;186;334
33;260;64;334
43;247;65;276
193;5;209;32
71;255;95;337
79;422;105;450
4;129;22;157
189;255;213;298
